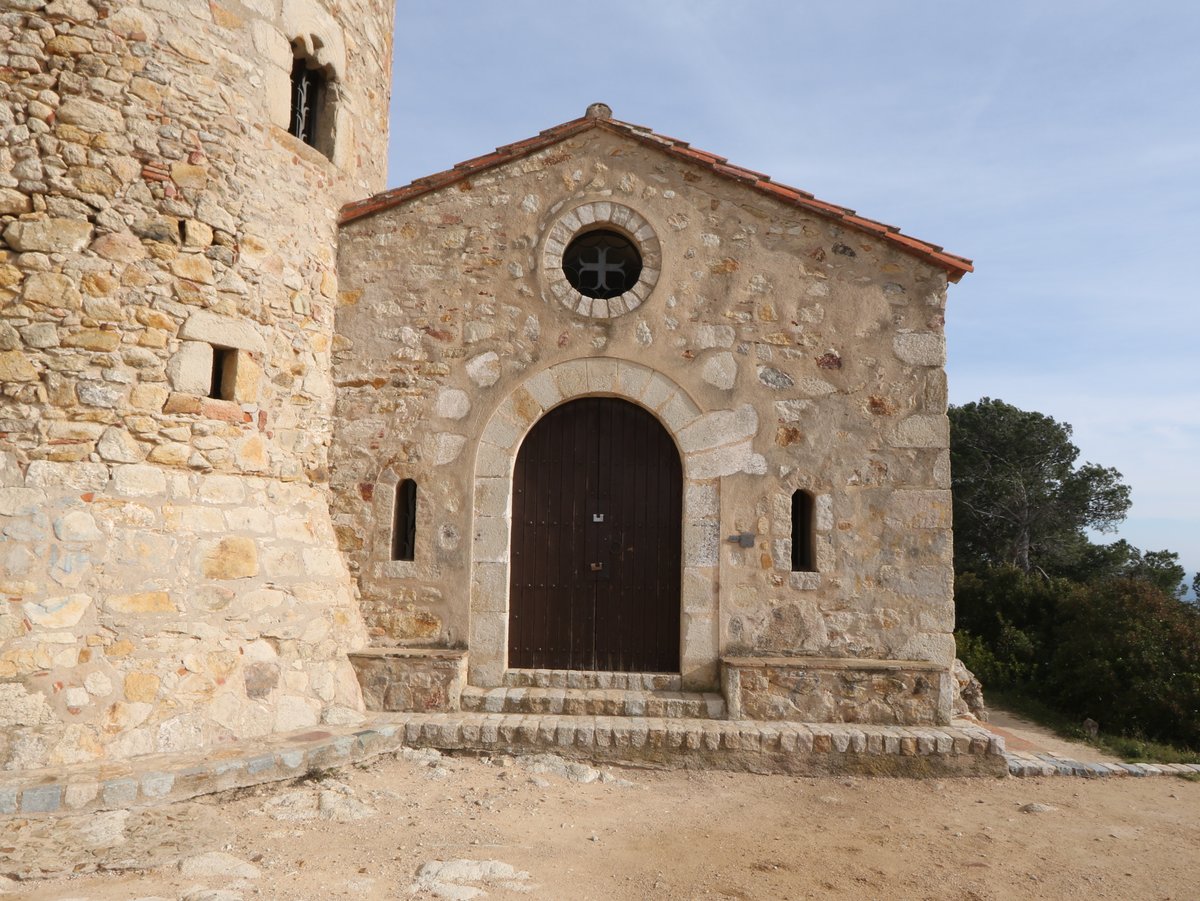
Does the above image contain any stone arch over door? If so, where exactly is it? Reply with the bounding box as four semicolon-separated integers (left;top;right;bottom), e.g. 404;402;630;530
468;357;764;690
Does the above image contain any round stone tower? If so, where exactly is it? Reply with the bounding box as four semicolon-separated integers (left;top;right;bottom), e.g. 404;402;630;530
0;0;395;770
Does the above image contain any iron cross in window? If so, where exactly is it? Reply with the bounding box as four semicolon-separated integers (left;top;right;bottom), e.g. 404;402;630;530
578;246;626;293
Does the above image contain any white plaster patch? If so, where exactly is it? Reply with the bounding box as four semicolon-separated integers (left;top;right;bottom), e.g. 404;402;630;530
466;352;501;388
22;593;92;629
435;388;471;420
435;433;467;466
701;352;737;390
53;510;102;542
893;332;946;367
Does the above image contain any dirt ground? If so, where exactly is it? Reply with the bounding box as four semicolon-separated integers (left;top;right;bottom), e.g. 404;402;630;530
6;719;1199;901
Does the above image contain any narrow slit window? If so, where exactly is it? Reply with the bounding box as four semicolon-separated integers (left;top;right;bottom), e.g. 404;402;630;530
391;479;417;562
209;346;236;401
791;490;815;572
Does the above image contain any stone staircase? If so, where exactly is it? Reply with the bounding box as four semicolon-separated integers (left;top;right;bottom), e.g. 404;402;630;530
502;668;682;690
338;664;1008;777
462;686;726;718
462;669;726;719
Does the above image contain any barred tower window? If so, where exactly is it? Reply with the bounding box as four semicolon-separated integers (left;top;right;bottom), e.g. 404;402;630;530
288;39;336;160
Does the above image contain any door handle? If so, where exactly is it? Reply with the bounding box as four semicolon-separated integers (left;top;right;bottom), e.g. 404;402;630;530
590;562;604;571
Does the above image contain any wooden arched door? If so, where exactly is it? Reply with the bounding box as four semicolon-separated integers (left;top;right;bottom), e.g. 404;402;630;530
508;397;682;672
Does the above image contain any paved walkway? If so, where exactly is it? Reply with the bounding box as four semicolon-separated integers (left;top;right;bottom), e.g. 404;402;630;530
969;707;1200;777
981;708;1122;762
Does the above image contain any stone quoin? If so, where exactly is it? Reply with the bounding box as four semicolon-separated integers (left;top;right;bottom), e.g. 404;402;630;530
0;0;973;779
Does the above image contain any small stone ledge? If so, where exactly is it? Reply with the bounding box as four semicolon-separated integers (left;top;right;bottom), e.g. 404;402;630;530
721;656;952;725
349;647;468;660
348;647;468;712
723;656;946;672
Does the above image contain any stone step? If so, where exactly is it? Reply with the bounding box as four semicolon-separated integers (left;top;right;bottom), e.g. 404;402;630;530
502;669;682;691
462;686;725;719
383;712;1009;777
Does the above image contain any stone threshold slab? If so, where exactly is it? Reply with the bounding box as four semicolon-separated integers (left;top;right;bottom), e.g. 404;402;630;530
503;669;683;691
461;685;727;718
1005;751;1200;778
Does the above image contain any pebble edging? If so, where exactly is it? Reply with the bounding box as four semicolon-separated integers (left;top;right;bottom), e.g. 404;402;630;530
7;713;1192;819
1005;751;1200;778
1;713;1007;819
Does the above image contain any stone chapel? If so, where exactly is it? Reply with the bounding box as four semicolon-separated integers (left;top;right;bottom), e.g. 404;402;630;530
0;0;974;778
334;102;972;726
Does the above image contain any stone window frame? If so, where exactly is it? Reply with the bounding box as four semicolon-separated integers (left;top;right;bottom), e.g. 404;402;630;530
390;477;418;562
373;468;422;579
772;487;833;590
468;358;730;691
286;35;340;161
167;312;265;408
541;202;661;319
209;345;239;401
260;2;348;168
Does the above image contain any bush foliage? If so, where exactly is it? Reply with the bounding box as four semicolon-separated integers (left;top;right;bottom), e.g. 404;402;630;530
950;398;1200;751
956;567;1200;749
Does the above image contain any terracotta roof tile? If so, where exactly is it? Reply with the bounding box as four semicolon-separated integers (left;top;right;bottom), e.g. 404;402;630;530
340;114;973;281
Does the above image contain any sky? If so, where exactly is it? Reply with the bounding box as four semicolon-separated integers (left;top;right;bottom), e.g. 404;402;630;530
384;1;1200;587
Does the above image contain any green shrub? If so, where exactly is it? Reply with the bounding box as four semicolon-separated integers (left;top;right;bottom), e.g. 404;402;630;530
1047;578;1200;749
954;566;1076;688
955;567;1200;751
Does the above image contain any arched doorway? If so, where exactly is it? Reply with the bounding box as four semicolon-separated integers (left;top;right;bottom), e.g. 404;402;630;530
508;397;682;672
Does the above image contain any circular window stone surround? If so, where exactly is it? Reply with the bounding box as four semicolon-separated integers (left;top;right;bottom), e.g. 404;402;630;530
542;202;661;319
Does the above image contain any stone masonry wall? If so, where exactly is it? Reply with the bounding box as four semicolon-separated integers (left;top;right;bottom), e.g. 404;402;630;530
0;0;394;770
0;453;365;768
333;125;955;692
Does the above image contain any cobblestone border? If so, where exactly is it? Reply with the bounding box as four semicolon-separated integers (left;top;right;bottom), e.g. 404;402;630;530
387;712;1008;778
1006;751;1200;778
7;717;1191;820
1;713;1009;820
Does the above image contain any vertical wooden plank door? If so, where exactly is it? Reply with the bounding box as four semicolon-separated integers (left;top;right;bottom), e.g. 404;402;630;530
508;397;682;672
